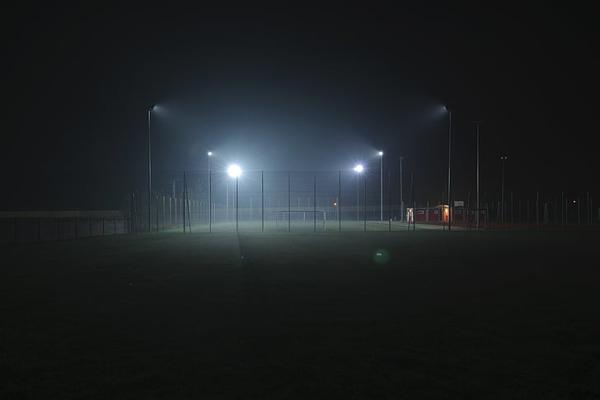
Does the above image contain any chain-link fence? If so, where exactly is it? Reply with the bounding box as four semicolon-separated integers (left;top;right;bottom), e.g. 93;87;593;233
3;170;596;243
0;211;129;243
131;170;599;233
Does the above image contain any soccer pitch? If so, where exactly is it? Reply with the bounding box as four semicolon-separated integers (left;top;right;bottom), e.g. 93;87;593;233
2;230;600;398
167;219;444;233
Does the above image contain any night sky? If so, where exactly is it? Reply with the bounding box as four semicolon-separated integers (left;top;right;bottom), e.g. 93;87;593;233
3;4;598;210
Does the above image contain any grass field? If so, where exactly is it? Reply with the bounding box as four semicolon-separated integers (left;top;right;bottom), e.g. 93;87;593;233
2;230;600;399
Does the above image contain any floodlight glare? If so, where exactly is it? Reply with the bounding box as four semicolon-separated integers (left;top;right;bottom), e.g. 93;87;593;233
353;164;364;173
378;151;384;156
207;151;213;156
227;164;242;178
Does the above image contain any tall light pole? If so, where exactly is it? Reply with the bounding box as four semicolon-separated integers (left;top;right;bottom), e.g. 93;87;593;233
500;155;508;224
475;122;481;230
147;104;157;232
444;106;453;231
378;151;384;221
354;164;364;222
207;151;213;232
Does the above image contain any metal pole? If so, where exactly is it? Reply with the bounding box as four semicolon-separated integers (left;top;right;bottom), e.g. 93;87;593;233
226;182;229;222
183;172;186;233
447;111;452;231
209;169;212;233
476;122;480;230
235;177;239;233
363;173;367;232
147;107;152;232
399;156;404;222
408;173;413;232
388;170;392;232
314;174;317;232
261;171;264;232
356;174;360;222
380;153;383;221
288;172;291;232
338;170;342;232
409;172;417;231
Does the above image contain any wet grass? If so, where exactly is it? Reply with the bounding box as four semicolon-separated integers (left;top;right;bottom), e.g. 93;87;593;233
2;230;600;399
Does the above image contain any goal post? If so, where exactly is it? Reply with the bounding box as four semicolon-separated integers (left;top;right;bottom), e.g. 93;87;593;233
273;210;327;231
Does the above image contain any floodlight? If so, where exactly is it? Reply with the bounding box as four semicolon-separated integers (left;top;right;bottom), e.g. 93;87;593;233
353;164;364;173
207;151;213;156
378;151;384;156
227;164;242;178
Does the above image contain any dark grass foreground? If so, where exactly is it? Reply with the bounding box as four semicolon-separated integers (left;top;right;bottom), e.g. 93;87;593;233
2;231;600;399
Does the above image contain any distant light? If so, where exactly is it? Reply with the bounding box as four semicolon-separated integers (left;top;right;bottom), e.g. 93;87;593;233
333;202;337;207
207;151;213;156
573;200;576;204
227;164;242;178
378;151;384;156
353;164;364;173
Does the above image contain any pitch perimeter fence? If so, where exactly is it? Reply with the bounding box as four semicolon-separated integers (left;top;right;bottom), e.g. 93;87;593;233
1;211;129;244
134;170;600;233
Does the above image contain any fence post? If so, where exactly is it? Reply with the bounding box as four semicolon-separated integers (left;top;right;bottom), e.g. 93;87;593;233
288;172;291;233
412;173;416;232
338;170;342;232
209;170;213;233
38;218;41;241
363;173;367;232
387;170;392;232
313;174;317;232
261;170;264;233
102;218;105;235
235;177;238;233
183;172;187;233
408;173;413;232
